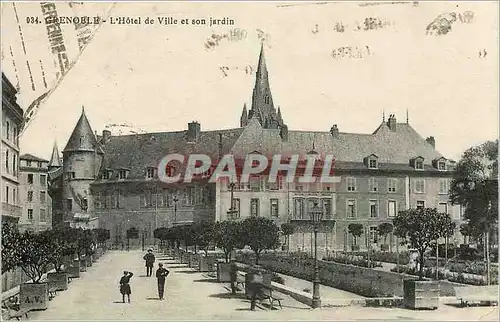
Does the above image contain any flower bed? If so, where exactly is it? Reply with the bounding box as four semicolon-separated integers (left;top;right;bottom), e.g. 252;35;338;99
349;251;410;265
323;254;383;268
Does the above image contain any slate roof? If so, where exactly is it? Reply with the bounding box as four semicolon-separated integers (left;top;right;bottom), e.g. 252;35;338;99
20;153;48;162
99;128;245;179
63;108;103;154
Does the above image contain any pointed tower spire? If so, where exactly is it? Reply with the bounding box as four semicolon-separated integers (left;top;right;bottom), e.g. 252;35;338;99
277;106;283;125
48;141;62;169
249;45;278;129
240;103;248;127
63;108;103;154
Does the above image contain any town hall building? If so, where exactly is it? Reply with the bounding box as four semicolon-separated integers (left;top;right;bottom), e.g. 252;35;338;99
48;45;464;253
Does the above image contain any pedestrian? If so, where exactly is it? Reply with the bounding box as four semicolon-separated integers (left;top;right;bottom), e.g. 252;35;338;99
230;261;238;294
119;271;134;303
249;267;263;311
143;249;156;277
156;263;170;300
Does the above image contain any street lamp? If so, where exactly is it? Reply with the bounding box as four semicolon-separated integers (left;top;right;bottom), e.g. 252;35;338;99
173;195;179;226
309;199;323;309
227;182;237;221
142;230;145;251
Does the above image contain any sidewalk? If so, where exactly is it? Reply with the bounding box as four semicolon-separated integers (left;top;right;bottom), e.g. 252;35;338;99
27;250;498;320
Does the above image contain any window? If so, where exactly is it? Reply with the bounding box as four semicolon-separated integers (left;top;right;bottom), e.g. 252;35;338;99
438;202;448;214
5;150;9;172
439;179;448;195
12;188;16;205
294;198;305;219
27;209;33;221
250;198;260;217
65;172;75;180
6;121;10;139
249;176;260;192
369;178;378;192
27;174;33;184
346;177;356;192
12;155;16;176
67;199;73;211
387;179;397;193
231;198;240;218
27;160;32;167
346;199;356;218
115;190;122;208
27;191;33;202
165;165;175;177
13;127;17;145
322;199;332;218
416;200;425;209
265;94;270;104
82;198;88;212
370;200;378;218
415;160;424;170
119;170;128;180
414;179;425;193
270;199;279;217
144;190;153;207
388;200;397;217
40;191;46;204
38;162;43;168
40;174;46;186
369;226;378;244
146;167;155;179
267;176;280;190
459;205;465;220
40;209;46;222
5;187;8;203
438;161;446;171
102;170;111;180
369;159;377;169
183;187;195;206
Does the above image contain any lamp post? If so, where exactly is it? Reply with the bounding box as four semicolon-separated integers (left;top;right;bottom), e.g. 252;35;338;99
227;182;237;221
309;199;323;309
142;230;145;251
173;195;179;226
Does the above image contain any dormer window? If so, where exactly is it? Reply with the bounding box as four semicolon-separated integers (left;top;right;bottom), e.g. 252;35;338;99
166;165;175;177
438;161;446;171
102;170;113;180
119;169;130;180
146;167;156;179
411;156;425;170
364;154;379;169
432;157;447;171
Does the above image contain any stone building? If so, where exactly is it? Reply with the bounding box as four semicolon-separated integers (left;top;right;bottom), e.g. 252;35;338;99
50;45;464;251
1;73;24;225
18;154;52;232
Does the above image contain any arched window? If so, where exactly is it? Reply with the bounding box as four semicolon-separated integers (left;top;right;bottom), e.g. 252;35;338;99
264;95;269;104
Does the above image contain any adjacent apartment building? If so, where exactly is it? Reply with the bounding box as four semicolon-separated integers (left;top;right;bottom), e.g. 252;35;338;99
49;46;464;251
18;154;52;232
2;73;23;225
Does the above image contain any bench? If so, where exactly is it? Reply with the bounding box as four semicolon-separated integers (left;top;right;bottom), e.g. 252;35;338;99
454;285;499;307
2;299;29;320
48;283;59;300
255;284;284;310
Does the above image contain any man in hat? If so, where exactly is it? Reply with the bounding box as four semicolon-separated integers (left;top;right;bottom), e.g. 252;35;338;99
143;249;156;277
156;263;170;300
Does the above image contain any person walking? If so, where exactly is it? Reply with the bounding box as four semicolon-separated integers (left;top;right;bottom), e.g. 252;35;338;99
249;267;263;311
119;271;134;303
155;263;170;300
143;249;156;277
230;261;238;294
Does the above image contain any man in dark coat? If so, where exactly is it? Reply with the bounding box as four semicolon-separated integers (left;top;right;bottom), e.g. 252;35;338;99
249;267;263;311
143;249;155;277
119;271;134;303
156;263;170;300
230;261;238;294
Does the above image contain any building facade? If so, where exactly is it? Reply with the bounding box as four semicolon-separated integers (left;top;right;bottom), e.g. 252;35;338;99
50;46;464;250
2;73;24;225
18;154;53;232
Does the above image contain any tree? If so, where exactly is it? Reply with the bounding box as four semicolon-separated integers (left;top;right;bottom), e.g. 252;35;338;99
347;223;363;250
92;228;110;248
393;208;456;280
1;222;22;274
46;228;78;272
459;222;482;244
17;230;54;283
449;140;498;245
154;227;169;247
191;221;215;255
281;223;296;252
378;223;394;251
76;229;96;259
242;217;281;265
213;221;246;263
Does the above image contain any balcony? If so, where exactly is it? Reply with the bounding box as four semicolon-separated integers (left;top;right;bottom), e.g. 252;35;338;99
289;213;335;221
2;202;22;220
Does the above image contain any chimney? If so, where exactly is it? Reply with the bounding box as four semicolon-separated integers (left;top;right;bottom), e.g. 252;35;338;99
426;136;435;148
387;114;397;132
218;133;223;160
102;130;111;144
330;124;339;138
280;124;288;142
187;121;201;142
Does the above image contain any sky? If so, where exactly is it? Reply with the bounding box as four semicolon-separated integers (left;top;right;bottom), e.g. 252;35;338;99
2;1;498;162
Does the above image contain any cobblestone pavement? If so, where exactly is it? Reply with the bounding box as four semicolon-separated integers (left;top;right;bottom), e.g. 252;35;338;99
28;250;499;321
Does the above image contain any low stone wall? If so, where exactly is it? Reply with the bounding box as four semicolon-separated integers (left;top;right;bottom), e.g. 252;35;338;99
237;254;463;298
